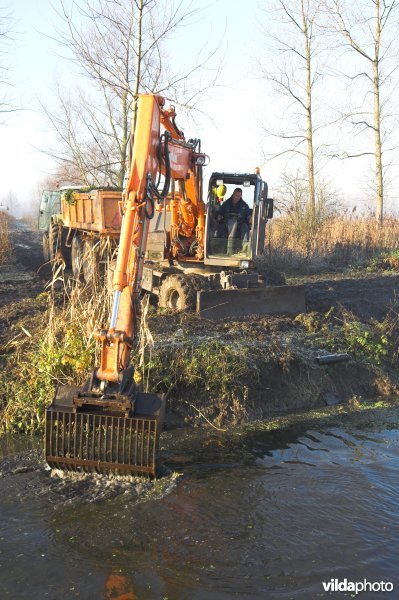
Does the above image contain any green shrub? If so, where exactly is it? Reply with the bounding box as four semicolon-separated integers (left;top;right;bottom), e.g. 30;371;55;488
0;320;95;433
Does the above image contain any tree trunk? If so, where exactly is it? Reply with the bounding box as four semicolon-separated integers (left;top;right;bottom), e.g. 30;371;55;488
303;1;316;217
373;0;383;223
131;0;144;143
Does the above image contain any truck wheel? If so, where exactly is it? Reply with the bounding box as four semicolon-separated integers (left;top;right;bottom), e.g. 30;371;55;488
42;232;50;262
158;274;198;311
48;222;61;261
82;239;98;284
61;232;72;269
71;235;84;279
48;222;71;267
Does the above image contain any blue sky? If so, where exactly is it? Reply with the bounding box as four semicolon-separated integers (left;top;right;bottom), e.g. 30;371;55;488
3;0;267;214
1;0;394;216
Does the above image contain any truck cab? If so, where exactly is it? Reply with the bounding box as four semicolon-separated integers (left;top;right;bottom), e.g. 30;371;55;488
38;190;61;232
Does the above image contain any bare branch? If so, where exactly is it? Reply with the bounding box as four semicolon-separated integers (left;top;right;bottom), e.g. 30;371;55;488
258;0;324;212
42;0;221;186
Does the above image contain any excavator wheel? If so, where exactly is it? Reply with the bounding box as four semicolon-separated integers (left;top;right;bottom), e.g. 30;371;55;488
257;267;286;287
158;274;199;311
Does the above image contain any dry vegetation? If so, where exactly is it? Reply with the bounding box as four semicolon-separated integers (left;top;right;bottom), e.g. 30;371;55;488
0;269;110;432
2;211;399;432
264;214;399;274
0;211;11;264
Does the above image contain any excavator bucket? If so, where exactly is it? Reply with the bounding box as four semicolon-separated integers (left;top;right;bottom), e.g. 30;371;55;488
45;385;165;477
196;284;306;320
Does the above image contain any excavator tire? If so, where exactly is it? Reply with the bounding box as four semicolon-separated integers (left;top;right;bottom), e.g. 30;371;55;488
71;234;84;279
158;274;199;311
257;268;286;287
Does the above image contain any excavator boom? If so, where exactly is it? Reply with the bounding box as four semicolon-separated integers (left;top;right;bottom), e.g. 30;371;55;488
45;95;203;476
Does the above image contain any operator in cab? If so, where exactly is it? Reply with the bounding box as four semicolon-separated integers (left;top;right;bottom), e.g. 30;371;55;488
215;187;252;242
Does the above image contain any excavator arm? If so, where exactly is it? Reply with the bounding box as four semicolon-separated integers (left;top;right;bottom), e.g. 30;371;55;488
45;94;205;476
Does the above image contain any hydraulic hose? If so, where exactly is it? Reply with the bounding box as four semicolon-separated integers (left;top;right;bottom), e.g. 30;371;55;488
171;114;183;138
144;194;155;220
160;132;171;198
145;132;172;219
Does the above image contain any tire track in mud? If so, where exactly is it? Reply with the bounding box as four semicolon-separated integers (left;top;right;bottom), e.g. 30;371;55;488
0;224;47;307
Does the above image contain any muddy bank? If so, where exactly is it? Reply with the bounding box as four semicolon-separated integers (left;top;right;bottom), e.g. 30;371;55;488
1;225;399;433
146;312;398;429
305;272;399;321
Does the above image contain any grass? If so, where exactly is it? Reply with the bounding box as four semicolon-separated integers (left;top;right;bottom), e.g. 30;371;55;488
296;305;399;368
145;335;257;426
0;211;11;265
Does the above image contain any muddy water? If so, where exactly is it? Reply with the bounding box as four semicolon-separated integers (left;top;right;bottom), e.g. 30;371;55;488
1;409;398;599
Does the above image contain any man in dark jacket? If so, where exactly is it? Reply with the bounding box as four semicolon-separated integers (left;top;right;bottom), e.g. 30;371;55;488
215;188;252;245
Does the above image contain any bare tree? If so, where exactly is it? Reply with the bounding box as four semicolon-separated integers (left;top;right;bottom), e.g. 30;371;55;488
43;0;219;187
40;163;85;190
2;191;19;217
327;0;399;223
258;0;325;215
0;6;16;120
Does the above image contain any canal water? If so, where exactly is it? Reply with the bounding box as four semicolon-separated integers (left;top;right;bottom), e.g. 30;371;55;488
0;405;398;599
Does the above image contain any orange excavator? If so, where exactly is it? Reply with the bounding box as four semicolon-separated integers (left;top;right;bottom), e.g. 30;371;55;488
44;94;208;476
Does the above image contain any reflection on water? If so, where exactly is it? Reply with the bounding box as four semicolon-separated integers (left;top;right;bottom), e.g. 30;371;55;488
0;408;398;599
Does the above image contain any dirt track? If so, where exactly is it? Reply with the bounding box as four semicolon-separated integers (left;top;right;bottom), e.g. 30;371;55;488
0;224;50;353
0;223;47;310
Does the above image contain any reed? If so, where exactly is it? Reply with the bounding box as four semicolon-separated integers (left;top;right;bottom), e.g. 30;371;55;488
0;262;111;433
264;214;399;274
0;211;11;264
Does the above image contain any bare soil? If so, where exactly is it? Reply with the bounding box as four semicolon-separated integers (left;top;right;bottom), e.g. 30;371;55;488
305;273;399;321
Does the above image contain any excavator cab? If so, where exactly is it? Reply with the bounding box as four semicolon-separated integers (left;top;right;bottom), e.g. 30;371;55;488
204;172;272;267
195;171;305;319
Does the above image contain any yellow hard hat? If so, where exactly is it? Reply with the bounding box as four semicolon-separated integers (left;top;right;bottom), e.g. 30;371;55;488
216;185;227;199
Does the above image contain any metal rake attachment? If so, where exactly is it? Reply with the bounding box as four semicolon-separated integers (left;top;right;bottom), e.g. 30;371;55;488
45;384;164;477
